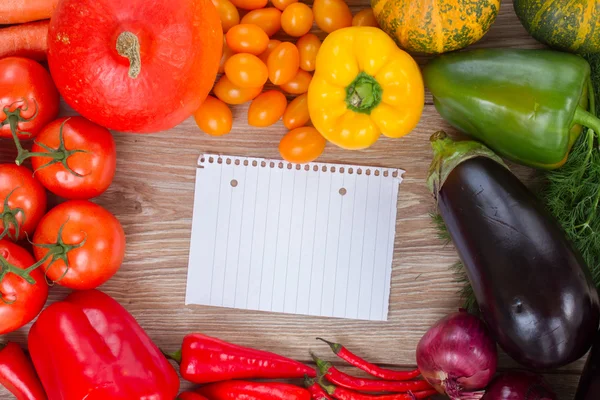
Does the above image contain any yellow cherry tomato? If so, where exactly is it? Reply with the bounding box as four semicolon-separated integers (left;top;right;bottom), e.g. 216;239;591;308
230;0;267;10
352;8;379;27
241;8;282;37
279;127;326;163
219;37;236;74
224;53;269;88
296;33;321;72
281;3;314;37
271;0;298;11
226;24;270;54
214;75;264;105
268;42;300;85
283;93;310;129
211;0;240;33
194;96;233;136
248;90;288;127
313;0;352;33
259;39;282;64
280;69;312;94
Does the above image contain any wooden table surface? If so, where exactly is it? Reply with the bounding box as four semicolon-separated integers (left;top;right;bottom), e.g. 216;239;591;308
0;1;587;399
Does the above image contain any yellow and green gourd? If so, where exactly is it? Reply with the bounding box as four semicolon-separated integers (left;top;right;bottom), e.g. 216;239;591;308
370;0;501;54
513;0;600;55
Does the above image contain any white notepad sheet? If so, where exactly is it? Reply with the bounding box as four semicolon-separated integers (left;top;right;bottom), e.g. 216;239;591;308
186;154;404;321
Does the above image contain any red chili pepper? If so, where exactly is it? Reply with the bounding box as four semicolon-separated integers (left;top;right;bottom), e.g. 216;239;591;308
177;391;209;400
317;338;420;381
28;290;180;400
305;376;334;400
0;342;47;400
168;333;316;384
313;355;432;393
320;381;437;400
197;380;312;400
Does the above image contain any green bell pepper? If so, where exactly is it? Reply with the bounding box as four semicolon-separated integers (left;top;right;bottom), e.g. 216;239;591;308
424;49;600;170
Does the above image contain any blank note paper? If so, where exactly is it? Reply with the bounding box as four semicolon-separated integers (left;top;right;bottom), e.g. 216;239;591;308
185;154;404;321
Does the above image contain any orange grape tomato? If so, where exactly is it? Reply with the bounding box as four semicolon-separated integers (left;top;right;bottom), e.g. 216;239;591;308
279;127;326;163
194;96;233;136
241;8;282;37
248;90;287;127
219;37;236;74
226;24;270;54
271;0;298;11
224;53;268;88
280;69;312;94
259;39;282;64
281;3;314;37
313;0;352;33
283;93;310;130
296;33;321;71
352;8;378;27
213;75;264;105
267;42;300;85
230;0;268;10
211;0;240;32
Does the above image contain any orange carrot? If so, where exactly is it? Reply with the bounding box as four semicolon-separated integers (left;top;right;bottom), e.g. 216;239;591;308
0;20;49;61
0;0;58;25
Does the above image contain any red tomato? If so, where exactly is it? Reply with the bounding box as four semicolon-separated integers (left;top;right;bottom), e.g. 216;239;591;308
259;39;281;64
296;33;321;72
0;57;59;141
271;0;297;11
0;164;47;242
211;0;240;32
268;42;300;85
283;93;310;129
248;90;287;127
0;240;49;335
280;69;312;94
33;201;126;290
279;127;326;163
48;0;223;133
214;76;264;105
352;8;379;27
312;0;352;33
226;24;270;54
241;8;282;37
194;96;233;136
281;3;314;37
29;117;117;200
224;53;269;88
230;0;267;10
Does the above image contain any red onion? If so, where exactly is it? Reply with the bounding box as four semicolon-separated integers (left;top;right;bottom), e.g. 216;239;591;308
416;310;497;400
482;372;556;400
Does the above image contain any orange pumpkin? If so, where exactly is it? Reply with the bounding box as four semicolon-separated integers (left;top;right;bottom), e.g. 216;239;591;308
371;0;501;54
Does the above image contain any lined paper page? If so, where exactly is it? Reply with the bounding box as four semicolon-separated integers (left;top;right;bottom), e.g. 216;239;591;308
186;155;404;321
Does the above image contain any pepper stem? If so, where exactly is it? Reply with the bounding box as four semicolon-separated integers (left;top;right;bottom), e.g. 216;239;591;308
316;337;342;354
345;72;382;115
116;32;142;79
162;349;182;364
574;106;600;137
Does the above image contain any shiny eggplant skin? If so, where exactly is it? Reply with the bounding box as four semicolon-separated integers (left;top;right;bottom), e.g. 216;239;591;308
437;156;600;369
575;330;600;400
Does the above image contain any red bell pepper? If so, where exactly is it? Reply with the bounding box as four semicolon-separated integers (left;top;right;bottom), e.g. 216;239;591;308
0;342;46;400
28;289;180;400
177;392;209;400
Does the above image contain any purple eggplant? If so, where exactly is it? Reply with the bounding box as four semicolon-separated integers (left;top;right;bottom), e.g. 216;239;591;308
427;132;600;370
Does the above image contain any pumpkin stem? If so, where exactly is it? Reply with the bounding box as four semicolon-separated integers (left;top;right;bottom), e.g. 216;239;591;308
116;31;141;79
345;72;382;115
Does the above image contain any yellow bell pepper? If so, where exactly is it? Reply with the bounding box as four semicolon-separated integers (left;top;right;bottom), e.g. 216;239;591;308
307;27;424;150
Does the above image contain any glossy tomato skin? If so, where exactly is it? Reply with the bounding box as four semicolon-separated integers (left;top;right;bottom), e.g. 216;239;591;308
33;201;126;290
283;93;310;129
48;0;222;133
248;90;287;127
31;117;117;200
0;57;59;140
296;33;321;72
280;69;312;94
0;240;49;335
279;127;326;163
0;164;47;242
241;8;282;37
268;42;300;85
194;96;233;136
214;76;264;105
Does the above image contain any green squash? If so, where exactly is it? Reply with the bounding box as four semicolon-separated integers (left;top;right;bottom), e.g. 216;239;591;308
514;0;600;54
